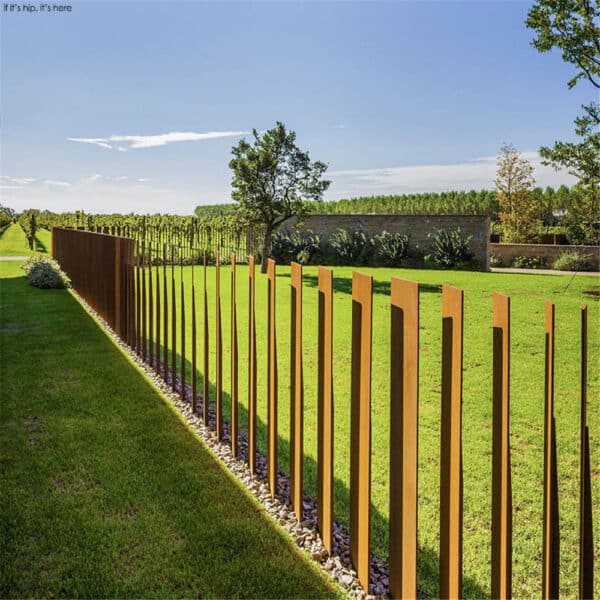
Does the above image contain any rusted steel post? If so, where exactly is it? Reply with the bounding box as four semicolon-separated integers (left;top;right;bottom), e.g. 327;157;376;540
317;266;334;554
290;262;304;520
543;301;559;600
579;305;594;599
155;244;161;371
180;253;186;402
202;251;210;423
231;255;239;457
191;261;197;413
248;256;257;474
114;237;122;338
439;284;464;600
350;271;373;592
492;292;512;600
171;246;177;392
389;278;419;600
141;240;147;362
135;241;141;356
148;243;154;367
267;258;278;498
163;244;169;382
216;253;223;440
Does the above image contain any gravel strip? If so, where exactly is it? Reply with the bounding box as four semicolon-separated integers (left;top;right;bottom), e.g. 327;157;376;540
71;289;392;599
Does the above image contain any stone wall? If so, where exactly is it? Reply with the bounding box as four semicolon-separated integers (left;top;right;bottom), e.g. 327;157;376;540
285;214;490;271
490;243;600;271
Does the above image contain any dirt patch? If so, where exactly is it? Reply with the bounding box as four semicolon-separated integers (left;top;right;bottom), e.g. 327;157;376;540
53;472;99;495
583;287;599;300
106;506;139;521
24;415;45;445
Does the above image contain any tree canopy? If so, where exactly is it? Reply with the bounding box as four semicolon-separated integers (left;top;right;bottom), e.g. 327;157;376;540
229;122;330;272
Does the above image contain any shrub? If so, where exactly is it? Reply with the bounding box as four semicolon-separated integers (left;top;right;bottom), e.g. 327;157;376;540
426;227;473;269
270;229;322;265
329;228;372;265
511;255;546;269
22;255;71;289
552;251;593;272
489;254;504;267
372;231;409;266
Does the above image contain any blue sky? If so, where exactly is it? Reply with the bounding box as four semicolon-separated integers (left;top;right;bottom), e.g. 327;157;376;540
0;0;593;214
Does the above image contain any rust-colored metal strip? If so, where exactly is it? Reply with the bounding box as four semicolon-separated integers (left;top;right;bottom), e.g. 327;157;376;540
543;301;559;600
155;244;161;372
267;258;278;498
114;237;122;338
231;255;239;457
248;255;257;474
191;265;197;413
290;261;304;520
350;271;373;592
579;305;594;599
216;253;223;440
163;244;169;382
203;251;210;423
317;266;334;554
491;292;512;600
389;278;419;600
148;243;154;367
135;241;141;356
141;240;147;362
439;284;464;600
171;246;177;392
180;254;186;402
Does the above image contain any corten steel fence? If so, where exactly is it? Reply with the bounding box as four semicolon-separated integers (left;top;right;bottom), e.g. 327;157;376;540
52;228;595;600
52;227;135;339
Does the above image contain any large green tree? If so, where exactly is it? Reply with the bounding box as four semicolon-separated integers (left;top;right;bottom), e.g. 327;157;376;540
229;122;330;272
526;0;600;243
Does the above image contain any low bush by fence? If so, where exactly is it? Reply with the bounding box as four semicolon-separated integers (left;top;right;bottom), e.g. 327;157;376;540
51;227;595;599
490;243;600;271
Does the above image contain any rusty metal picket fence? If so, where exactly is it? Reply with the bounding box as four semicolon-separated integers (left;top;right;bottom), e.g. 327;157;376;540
52;227;594;599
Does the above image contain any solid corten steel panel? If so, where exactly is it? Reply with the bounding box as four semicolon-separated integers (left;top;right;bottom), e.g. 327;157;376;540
163;244;169;382
350;271;373;591
492;292;512;600
248;256;257;475
171;248;177;392
389;278;419;600
141;241;147;362
267;258;278;498
231;255;239;456
216;253;223;440
148;244;154;367
579;305;594;599
543;301;559;600
180;258;186;402
155;245;161;371
191;266;197;413
439;284;464;600
317;266;334;554
290;262;304;520
203;252;210;423
136;242;141;355
115;238;121;338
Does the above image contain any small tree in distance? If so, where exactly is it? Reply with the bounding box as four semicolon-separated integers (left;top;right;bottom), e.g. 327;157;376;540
229;122;330;273
495;144;541;243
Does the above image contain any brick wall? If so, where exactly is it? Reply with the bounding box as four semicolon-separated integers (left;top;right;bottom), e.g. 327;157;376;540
490;243;600;271
285;214;490;271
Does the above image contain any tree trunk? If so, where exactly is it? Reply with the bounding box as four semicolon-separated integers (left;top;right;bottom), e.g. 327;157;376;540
261;225;274;274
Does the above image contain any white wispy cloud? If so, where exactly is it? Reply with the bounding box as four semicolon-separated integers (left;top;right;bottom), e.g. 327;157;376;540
0;185;24;190
0;176;36;184
67;130;248;151
44;180;71;187
328;152;576;199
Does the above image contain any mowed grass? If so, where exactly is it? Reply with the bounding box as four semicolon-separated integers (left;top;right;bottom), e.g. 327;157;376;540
0;222;51;255
143;262;599;599
0;261;340;599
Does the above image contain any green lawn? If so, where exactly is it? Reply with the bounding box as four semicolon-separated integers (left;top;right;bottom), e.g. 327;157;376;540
0;222;51;255
143;263;599;599
0;260;340;599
